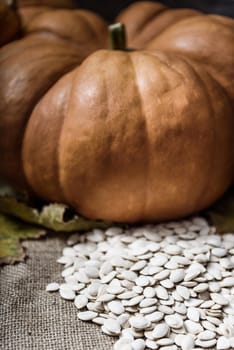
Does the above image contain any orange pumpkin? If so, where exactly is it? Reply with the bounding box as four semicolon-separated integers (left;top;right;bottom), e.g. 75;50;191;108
17;0;77;30
1;2;233;222
0;0;21;46
0;6;107;188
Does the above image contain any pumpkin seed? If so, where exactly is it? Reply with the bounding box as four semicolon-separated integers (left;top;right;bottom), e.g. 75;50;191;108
46;217;234;350
102;318;121;335
129;316;151;330
46;282;60;292
77;311;98;321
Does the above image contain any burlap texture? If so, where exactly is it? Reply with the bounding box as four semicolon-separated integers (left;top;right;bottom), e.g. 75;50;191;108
0;236;115;350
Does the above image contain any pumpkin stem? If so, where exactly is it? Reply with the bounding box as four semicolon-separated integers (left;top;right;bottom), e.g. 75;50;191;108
109;23;127;50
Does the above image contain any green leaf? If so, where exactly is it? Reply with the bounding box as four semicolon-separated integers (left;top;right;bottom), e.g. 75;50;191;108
207;185;234;233
0;213;45;264
0;196;111;232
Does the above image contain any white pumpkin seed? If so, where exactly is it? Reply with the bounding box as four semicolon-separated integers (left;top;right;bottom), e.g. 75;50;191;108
158;305;174;315
193;283;209;293
131;338;145;350
108;301;125;315
135;276;150;287
160;279;174;289
143;287;156;298
187;307;200;322
151;323;169;339
155;286;168;300
210;293;229;306
46;282;60;292
201;320;217;332
101;270;116;283
156;338;173;346
180;334;194;350
216;336;230;349
184;320;203;334
107;279;124;294
206;316;222;326
170;269;185;283
139;306;157;315
150;253;168;266
212;248;227;257
176;286;190;300
98;293;115;302
130;260;147;271
139;298;157;308
119;270;137;282
195;338;217;348
159;346;177;350
127;296;144;307
145;311;164;323
103;318;121;335
154;270;170;281
198;330;216;340
47;217;234;350
78;311;98;321
174;303;187;315
59;287;75;300
74;295;88;309
145;338;158;349
92;317;106;325
129;316;151;330
164;245;182;255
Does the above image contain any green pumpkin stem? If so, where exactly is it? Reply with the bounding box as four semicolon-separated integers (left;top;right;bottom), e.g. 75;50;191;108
109;23;127;50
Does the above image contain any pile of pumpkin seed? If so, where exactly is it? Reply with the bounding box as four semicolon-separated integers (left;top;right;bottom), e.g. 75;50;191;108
46;217;234;350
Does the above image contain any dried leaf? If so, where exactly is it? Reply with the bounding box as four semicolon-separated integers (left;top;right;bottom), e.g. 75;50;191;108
208;186;234;233
0;196;111;232
0;213;45;264
0;182;112;263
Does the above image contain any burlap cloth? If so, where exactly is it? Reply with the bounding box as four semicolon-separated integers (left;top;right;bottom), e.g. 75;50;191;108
0;235;116;350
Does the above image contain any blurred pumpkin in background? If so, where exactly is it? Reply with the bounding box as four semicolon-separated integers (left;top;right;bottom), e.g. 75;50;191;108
0;0;21;46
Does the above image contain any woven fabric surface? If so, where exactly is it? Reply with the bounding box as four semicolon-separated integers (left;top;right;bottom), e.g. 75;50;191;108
0;236;115;350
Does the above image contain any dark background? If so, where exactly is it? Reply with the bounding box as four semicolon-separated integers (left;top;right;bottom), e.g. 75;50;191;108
77;0;234;21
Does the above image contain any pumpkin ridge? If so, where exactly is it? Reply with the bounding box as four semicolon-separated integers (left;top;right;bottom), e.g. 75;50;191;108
150;51;186;83
183;61;216;211
139;11;200;47
207;14;234;30
129;52;150;219
53;74;75;204
57;51;112;213
25;28;102;53
129;6;167;37
22;71;75;202
155;49;233;102
0;41;81;188
0;36;84;63
75;10;108;46
179;53;233;106
173;54;233;210
20;63;79;188
23;24;105;52
117;1;167;29
143;51;226;216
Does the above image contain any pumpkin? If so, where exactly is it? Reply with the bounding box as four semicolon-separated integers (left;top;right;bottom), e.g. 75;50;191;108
0;0;21;46
0;6;107;188
1;2;233;223
18;0;76;6
17;0;77;29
